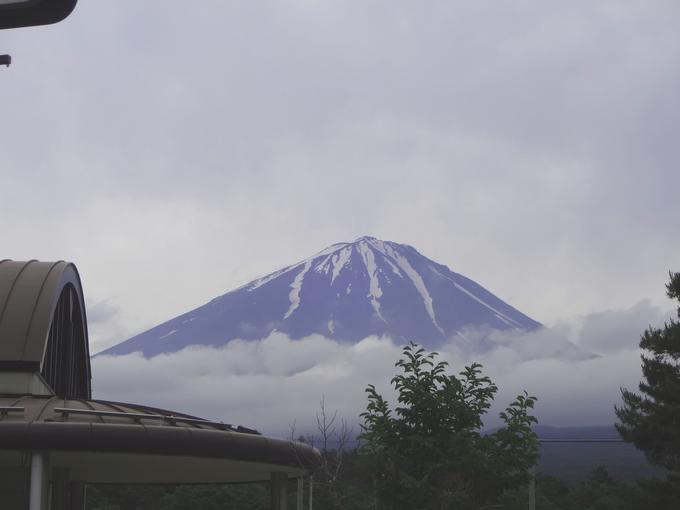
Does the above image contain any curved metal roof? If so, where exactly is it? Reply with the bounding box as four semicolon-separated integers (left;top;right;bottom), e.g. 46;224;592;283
0;260;91;398
0;396;318;483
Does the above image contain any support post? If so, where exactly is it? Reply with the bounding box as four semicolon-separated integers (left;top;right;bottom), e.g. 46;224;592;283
528;466;536;510
29;452;46;510
271;472;288;510
308;476;313;510
297;477;304;510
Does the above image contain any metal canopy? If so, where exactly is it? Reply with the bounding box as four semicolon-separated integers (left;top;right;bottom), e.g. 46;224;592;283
0;396;316;484
0;0;77;30
0;383;317;510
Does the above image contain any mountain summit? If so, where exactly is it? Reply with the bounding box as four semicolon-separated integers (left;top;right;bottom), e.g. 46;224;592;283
100;237;541;357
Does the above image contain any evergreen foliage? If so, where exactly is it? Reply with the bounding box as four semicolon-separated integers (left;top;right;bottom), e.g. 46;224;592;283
359;342;539;510
616;271;680;484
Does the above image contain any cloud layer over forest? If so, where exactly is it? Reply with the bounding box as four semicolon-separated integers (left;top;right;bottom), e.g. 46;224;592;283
92;300;671;436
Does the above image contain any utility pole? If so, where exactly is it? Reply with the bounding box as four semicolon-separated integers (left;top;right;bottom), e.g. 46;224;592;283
528;466;536;510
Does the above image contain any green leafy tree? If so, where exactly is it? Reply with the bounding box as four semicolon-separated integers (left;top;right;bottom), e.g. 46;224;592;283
616;272;680;485
359;342;539;510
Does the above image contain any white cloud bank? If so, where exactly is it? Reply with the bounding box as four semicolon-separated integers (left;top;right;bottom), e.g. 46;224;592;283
91;301;672;436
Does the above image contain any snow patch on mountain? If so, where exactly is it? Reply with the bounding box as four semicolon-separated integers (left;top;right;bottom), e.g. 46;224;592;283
248;266;291;292
284;260;312;319
331;246;352;284
430;264;523;330
159;329;177;340
384;243;444;335
357;241;385;320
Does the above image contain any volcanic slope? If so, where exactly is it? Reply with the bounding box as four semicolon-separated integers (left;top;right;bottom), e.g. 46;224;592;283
99;237;541;357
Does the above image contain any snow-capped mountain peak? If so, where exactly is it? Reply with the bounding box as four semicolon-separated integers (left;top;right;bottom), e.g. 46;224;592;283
99;237;542;357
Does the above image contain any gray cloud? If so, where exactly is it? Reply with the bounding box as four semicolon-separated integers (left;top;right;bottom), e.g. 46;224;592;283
91;301;669;436
85;298;131;351
576;300;671;354
86;298;119;324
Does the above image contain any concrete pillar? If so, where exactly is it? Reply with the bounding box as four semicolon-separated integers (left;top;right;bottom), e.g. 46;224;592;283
528;467;536;510
29;452;49;510
271;472;288;510
296;477;304;510
308;476;313;510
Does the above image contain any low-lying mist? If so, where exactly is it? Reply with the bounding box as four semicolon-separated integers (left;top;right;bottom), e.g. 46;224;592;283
91;300;670;436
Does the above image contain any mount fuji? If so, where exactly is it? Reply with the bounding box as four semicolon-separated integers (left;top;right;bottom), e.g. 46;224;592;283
99;237;542;358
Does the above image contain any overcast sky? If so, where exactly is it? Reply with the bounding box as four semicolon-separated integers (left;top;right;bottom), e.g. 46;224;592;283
2;1;679;350
2;1;680;429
